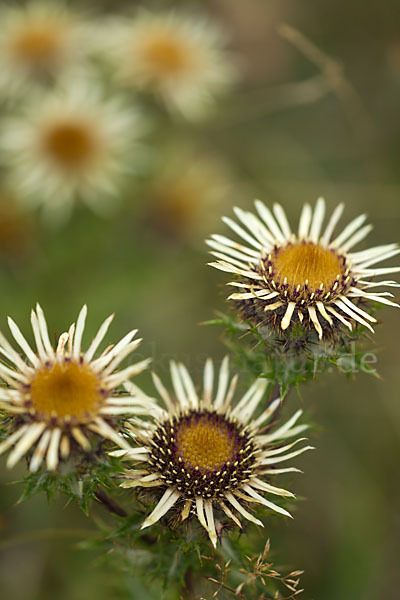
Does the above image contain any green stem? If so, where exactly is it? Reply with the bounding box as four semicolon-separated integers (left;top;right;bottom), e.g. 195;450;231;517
94;487;127;517
180;567;196;600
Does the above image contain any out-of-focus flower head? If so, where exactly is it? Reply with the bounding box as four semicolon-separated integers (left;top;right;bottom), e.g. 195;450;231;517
104;10;237;119
0;305;151;472
0;1;94;97
143;145;232;241
112;357;311;547
207;198;400;342
0;185;36;263
0;73;147;224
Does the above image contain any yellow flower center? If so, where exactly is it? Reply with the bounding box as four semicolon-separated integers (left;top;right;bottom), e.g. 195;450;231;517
29;361;102;422
142;34;191;76
176;413;236;472
11;25;64;67
42;121;97;168
273;242;343;291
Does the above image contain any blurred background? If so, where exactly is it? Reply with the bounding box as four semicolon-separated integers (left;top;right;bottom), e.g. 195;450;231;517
0;0;399;599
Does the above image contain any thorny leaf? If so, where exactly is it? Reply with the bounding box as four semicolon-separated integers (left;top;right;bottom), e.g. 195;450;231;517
207;540;303;600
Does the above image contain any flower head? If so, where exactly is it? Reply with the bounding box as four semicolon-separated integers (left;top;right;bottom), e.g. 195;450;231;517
0;1;92;96
107;11;236;118
0;187;35;263
207;198;400;340
0;76;145;223
113;357;311;547
0;305;151;472
145;146;231;240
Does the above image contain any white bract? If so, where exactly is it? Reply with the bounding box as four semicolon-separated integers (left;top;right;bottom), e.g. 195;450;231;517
0;305;151;471
113;357;312;547
207;198;400;338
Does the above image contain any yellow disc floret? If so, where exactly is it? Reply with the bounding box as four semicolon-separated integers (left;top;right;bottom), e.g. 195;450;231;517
29;361;102;422
176;413;236;472
273;242;343;292
10;25;65;68
42;121;97;168
142;34;192;76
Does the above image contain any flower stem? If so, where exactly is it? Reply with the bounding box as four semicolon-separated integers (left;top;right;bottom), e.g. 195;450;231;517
94;487;127;517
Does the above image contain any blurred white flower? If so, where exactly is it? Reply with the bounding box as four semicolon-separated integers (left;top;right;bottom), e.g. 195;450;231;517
144;146;232;240
106;10;236;118
0;1;93;97
0;186;36;262
0;76;146;223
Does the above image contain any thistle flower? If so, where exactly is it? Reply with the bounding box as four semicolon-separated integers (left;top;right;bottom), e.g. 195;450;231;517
106;11;236;118
0;76;145;223
0;305;151;472
207;198;400;339
0;1;91;96
145;147;231;240
113;358;311;547
0;187;35;263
